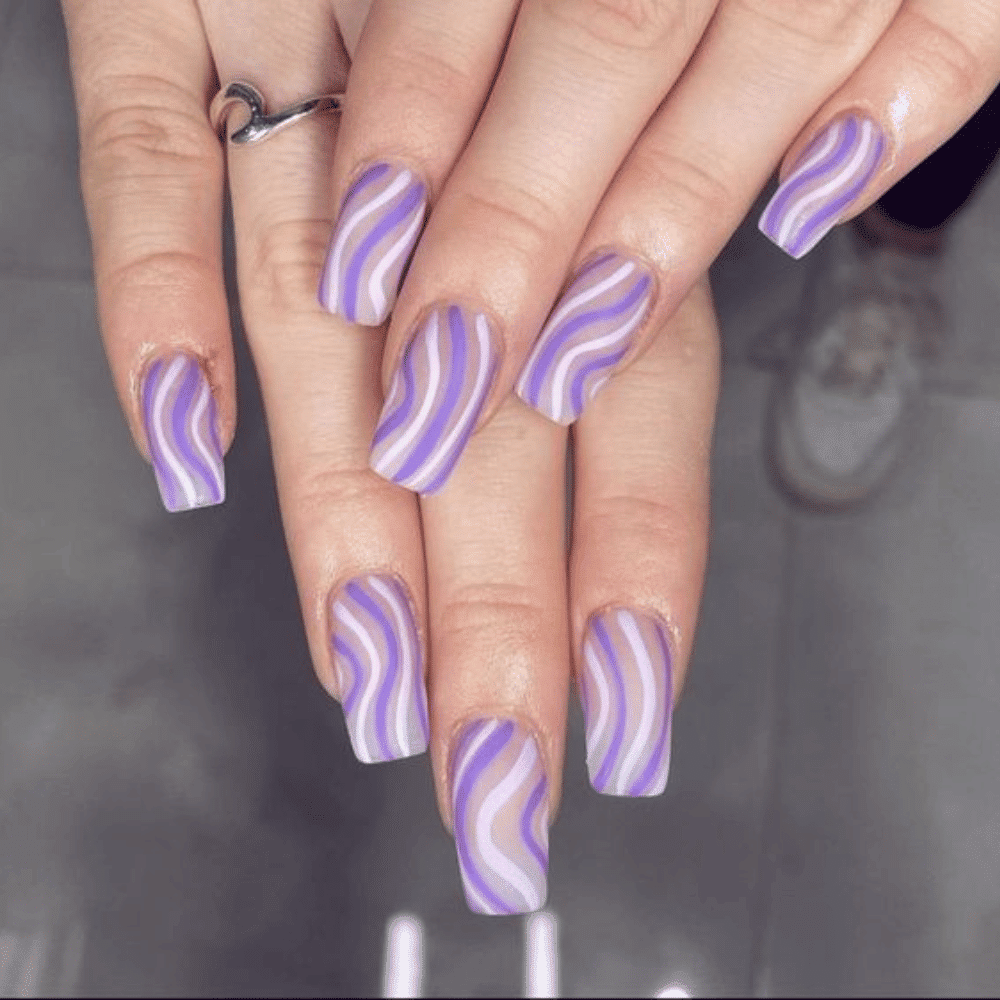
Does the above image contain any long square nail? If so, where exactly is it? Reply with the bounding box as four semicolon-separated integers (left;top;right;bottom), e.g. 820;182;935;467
369;304;501;494
318;162;427;326
450;718;549;915
142;354;225;513
579;608;673;797
758;113;887;259
330;575;429;763
516;251;654;424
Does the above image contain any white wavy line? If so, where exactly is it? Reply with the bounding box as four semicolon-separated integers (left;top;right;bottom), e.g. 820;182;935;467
542;260;635;343
408;314;493;492
453;720;498;794
325;170;413;310
335;601;384;762
615;610;659;794
582;640;611;764
777;120;874;248
151;357;199;508
366;201;424;321
370;577;418;756
372;312;442;478
764;120;843;233
187;379;223;502
547;296;648;422
475;738;543;911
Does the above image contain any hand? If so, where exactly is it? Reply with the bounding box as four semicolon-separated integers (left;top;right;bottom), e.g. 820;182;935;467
61;0;717;914
327;0;1000;495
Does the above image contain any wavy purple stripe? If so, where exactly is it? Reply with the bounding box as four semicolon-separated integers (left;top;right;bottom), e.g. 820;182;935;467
343;180;425;322
170;361;216;491
788;131;886;256
454;720;516;914
333;635;364;715
569;343;630;416
394;305;468;481
346;580;400;762
526;271;651;406
761;117;857;232
342;162;392;212
373;341;418;447
592;616;628;792
628;625;673;795
520;774;548;871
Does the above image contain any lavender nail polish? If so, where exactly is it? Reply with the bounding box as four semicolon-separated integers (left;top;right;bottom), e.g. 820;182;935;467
369;304;501;495
516;251;654;424
579;608;673;797
330;574;429;763
141;354;225;513
759;113;887;259
318;162;427;326
450;718;549;915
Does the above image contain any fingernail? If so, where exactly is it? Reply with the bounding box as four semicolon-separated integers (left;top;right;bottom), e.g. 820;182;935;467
579;608;673;797
758;112;887;259
369;304;501;495
330;574;429;763
318;162;427;326
450;718;549;915
516;251;654;424
141;354;225;513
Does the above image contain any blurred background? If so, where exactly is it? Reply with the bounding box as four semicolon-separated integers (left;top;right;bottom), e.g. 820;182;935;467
2;2;1000;995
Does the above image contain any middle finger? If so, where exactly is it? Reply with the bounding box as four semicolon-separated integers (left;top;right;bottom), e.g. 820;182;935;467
368;0;719;494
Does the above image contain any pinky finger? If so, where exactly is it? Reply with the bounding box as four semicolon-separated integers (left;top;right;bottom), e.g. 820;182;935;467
759;0;1000;257
64;0;233;511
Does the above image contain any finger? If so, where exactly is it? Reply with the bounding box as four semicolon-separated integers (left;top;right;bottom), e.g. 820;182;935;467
318;0;519;325
369;0;720;493
63;0;232;512
516;0;903;425
421;394;568;915
759;0;1000;255
571;277;718;796
200;0;429;762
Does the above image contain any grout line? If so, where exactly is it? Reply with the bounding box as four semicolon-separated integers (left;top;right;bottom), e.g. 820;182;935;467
745;506;799;997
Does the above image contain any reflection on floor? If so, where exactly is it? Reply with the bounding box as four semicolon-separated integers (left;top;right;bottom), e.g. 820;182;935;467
2;2;1000;996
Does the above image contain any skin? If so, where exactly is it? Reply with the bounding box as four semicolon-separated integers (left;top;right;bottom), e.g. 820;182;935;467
62;0;1000;911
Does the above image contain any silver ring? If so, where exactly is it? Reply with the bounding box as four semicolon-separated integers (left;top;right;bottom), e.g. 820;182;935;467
209;81;344;146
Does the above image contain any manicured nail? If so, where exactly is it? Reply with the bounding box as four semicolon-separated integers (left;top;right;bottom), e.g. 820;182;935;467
330;575;429;763
141;354;225;513
579;608;673;797
318;162;427;326
516;251;654;424
370;304;501;495
758;113;887;259
450;718;549;915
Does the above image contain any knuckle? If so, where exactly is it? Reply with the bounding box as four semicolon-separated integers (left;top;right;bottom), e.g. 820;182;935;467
247;218;330;317
903;10;983;103
630;145;731;233
104;248;216;301
292;465;391;524
81;75;219;189
438;583;550;646
455;181;565;270
735;0;875;48
541;0;682;55
581;493;706;555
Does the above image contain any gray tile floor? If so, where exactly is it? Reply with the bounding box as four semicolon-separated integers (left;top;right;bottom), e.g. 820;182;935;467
2;2;999;996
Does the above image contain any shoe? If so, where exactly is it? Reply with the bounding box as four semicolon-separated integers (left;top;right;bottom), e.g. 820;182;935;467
766;229;942;510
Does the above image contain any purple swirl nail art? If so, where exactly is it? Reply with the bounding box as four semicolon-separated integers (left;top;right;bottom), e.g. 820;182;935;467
318;163;427;326
759;113;887;259
330;575;429;763
579;608;673;797
450;718;549;915
516;251;653;425
141;354;225;513
369;304;501;495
